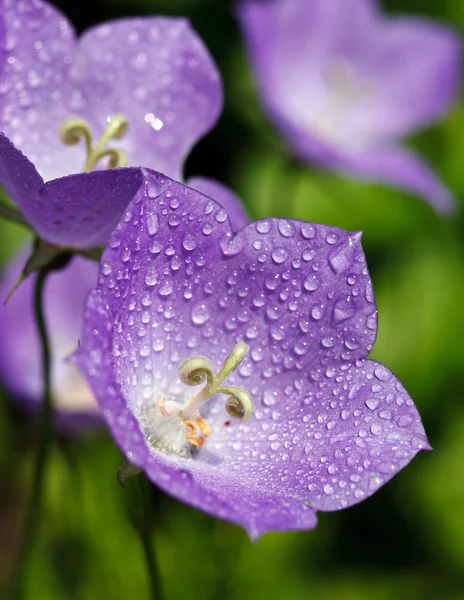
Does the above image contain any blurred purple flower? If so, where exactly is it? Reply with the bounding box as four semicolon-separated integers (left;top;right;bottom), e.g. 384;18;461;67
76;169;429;537
0;0;248;245
0;249;101;429
238;0;461;212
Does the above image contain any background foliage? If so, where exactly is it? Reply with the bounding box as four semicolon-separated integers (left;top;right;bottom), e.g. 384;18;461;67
0;0;463;598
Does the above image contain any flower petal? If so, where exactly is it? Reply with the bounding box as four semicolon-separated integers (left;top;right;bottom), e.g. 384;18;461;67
353;17;462;137
187;176;250;231
0;248;100;429
75;18;222;180
340;145;455;214
217;359;429;513
77;170;386;532
0;134;145;247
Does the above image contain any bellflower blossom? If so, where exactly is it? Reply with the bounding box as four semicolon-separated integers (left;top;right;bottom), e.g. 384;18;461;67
0;0;248;245
0;251;100;428
238;0;461;212
76;169;429;537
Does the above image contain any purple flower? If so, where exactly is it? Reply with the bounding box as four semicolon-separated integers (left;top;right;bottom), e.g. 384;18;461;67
0;249;100;428
0;0;221;182
0;0;248;246
238;0;461;212
75;169;429;538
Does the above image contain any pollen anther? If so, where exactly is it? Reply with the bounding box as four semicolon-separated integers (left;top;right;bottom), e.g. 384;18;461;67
146;342;254;457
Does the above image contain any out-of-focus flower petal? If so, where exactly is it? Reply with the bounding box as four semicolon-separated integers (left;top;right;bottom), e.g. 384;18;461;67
340;145;455;213
0;249;101;429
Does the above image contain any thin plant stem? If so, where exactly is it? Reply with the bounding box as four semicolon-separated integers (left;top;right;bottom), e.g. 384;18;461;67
137;477;163;600
10;268;53;599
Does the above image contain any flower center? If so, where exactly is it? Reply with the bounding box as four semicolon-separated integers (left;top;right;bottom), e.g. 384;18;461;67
59;114;129;172
310;59;375;149
142;342;254;457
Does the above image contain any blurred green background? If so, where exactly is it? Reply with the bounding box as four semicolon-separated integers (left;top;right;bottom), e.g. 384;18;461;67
0;0;463;598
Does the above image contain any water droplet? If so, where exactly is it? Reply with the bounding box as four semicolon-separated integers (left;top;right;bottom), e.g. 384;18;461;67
374;365;391;382
191;302;210;325
321;337;334;348
256;220;271;234
397;414;413;427
271;247;288;264
370;423;382;435
326;232;338;245
278;220;294;238
301;223;315;239
263;390;278;406
182;233;197;251
158;280;173;296
365;398;379;411
303;275;319;292
328;239;356;273
146;210;159;236
332;296;355;323
144;267;159;287
311;304;324;320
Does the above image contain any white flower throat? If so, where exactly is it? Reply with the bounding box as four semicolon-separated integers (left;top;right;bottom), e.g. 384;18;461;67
142;342;255;458
310;59;375;150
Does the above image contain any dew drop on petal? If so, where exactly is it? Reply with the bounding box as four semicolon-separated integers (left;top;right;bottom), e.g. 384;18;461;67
191;302;210;325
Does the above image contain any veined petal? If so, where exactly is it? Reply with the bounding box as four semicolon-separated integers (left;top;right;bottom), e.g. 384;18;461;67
0;134;145;248
212;359;429;513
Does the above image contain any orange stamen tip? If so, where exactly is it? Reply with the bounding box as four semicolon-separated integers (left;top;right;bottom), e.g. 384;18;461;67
190;437;205;447
195;416;211;437
185;420;206;447
185;421;197;436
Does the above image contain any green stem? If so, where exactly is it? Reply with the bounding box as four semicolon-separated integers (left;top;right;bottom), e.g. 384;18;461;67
137;477;163;600
10;268;53;599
